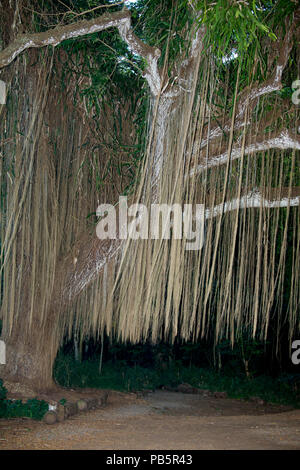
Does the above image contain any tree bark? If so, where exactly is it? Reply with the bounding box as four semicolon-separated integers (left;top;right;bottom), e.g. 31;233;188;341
0;313;59;392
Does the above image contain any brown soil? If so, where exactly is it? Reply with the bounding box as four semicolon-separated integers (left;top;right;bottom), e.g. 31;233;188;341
0;389;299;450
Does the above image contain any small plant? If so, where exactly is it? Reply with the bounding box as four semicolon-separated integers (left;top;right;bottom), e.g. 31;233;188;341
0;378;48;420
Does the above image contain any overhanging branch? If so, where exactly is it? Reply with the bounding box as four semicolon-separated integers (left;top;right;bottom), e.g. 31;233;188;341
0;10;129;68
235;18;296;123
205;187;300;219
194;9;299;155
0;7;162;96
190;129;300;176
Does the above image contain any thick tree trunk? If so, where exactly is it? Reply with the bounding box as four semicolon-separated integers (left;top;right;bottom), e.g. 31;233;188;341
0;339;56;393
0;234;122;392
0;314;59;392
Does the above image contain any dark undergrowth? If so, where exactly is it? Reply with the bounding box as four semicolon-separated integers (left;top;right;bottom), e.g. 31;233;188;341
0;357;299;421
53;353;300;409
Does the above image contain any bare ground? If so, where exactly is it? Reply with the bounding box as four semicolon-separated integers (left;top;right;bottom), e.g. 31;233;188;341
0;389;299;450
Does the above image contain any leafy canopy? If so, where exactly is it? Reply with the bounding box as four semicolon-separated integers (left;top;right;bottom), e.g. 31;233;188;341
193;0;297;57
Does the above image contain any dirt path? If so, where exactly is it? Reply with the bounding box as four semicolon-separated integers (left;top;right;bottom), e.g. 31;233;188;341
0;390;299;450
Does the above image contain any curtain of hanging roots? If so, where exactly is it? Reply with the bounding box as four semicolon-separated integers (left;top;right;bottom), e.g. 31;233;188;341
0;47;136;351
0;41;299;351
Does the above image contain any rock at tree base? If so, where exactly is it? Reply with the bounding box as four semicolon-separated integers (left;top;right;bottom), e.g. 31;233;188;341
64;402;77;417
57;403;66;421
86;398;98;410
43;411;57;425
101;391;109;405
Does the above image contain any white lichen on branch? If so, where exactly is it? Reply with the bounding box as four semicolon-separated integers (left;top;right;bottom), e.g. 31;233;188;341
190;130;300;176
205;188;300;219
0;7;162;97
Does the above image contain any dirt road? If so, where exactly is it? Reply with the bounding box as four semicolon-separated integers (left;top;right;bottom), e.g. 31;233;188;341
0;390;299;450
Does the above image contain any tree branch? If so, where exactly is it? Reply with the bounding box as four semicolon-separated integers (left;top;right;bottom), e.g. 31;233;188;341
190;129;300;176
0;7;162;95
117;11;161;96
235;12;299;123
192;9;299;155
52;234;122;312
0;10;126;68
205;187;300;219
164;19;206;98
56;184;300;310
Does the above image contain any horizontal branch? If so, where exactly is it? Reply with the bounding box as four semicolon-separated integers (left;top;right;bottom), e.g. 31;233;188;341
48;183;300;310
205;188;300;219
195;9;299;152
0;10;127;68
53;234;122;312
190;129;300;176
0;7;161;96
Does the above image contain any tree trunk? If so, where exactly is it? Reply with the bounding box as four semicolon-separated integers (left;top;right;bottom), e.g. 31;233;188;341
0;314;59;392
0;234;122;392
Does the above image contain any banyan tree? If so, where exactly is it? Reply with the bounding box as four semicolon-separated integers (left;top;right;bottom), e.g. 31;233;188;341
0;0;299;392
